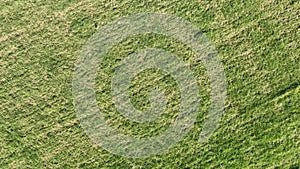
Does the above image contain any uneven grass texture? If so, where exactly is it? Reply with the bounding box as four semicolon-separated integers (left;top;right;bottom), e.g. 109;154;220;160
0;0;299;168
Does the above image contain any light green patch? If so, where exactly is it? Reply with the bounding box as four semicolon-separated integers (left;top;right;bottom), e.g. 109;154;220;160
0;0;299;168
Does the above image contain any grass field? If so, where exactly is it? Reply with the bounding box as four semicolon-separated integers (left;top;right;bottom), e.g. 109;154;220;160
0;0;299;168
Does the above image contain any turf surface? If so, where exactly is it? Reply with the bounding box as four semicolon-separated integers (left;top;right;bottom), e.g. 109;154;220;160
0;0;299;168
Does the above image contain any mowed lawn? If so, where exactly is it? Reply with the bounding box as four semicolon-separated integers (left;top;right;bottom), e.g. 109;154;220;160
0;0;299;168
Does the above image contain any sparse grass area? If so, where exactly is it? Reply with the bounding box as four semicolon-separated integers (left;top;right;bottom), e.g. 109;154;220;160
0;0;299;168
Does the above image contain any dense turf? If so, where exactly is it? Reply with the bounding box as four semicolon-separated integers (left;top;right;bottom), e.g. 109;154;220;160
1;0;299;168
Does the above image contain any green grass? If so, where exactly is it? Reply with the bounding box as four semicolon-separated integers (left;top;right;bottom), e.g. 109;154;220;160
0;0;299;168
